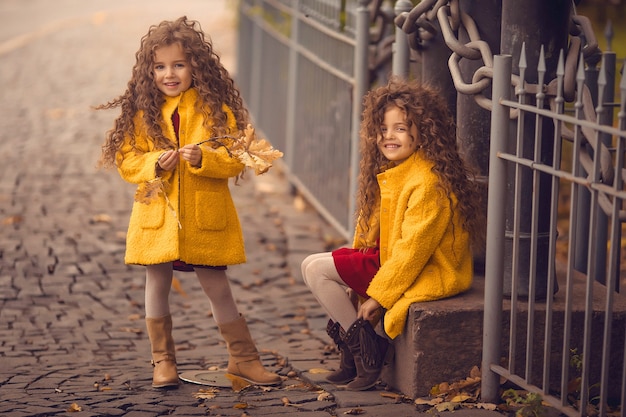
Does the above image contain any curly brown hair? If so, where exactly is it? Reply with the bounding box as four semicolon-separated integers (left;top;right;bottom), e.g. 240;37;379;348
96;16;249;168
355;77;484;250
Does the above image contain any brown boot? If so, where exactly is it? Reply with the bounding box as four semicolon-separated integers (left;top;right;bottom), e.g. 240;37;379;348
344;318;393;391
218;315;282;386
146;315;179;388
325;320;356;384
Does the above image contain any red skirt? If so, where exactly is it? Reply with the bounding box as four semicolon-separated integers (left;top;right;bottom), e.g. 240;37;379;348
332;247;380;298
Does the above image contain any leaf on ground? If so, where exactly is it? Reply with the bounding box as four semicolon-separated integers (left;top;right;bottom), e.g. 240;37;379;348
415;397;442;406
475;402;498;410
450;394;472;403
318;391;333;401
193;388;219;399
171;276;187;297
343;408;365;415
66;403;82;412
2;215;23;225
119;327;142;334
233;402;249;409
90;214;112;224
308;368;332;374
435;401;460;412
225;373;252;392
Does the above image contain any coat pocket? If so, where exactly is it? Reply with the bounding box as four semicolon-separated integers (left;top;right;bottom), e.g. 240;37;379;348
195;191;227;231
134;200;166;229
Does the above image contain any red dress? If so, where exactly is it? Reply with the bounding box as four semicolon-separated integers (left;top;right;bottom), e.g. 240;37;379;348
332;247;380;298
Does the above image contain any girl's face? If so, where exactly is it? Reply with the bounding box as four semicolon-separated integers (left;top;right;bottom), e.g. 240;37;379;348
377;105;419;163
153;42;192;97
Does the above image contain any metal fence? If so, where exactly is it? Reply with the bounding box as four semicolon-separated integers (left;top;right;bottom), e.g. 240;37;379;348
483;50;626;417
237;0;366;238
236;1;626;416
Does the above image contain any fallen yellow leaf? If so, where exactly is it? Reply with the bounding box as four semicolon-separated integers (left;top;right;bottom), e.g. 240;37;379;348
66;403;82;412
171;277;187;297
308;368;332;374
225;373;252;392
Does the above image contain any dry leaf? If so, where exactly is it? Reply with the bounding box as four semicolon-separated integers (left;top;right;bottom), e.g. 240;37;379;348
119;327;142;334
171;277;187;297
2;215;23;225
198;124;283;176
225;373;252;392
90;214;112;224
476;402;498;410
344;408;365;415
451;394;472;403
308;368;332;374
66;403;82;412
435;401;459;412
194;388;219;399
317;391;333;401
135;178;166;204
233;403;249;409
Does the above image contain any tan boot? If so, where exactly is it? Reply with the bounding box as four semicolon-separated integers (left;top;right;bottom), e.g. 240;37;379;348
218;315;281;386
146;315;179;388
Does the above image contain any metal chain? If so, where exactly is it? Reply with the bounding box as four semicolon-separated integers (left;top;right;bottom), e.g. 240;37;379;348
390;0;617;184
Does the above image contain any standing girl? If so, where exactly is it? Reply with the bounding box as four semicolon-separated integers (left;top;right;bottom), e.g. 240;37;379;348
301;78;484;391
97;16;281;388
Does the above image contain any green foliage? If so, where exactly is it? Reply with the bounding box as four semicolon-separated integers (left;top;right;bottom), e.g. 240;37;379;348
502;389;547;417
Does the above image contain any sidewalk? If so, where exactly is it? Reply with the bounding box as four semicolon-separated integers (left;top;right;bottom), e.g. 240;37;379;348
0;2;506;416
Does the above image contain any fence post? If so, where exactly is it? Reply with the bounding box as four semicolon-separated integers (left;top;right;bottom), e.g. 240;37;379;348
284;0;300;171
392;0;412;78
481;54;511;403
348;0;371;237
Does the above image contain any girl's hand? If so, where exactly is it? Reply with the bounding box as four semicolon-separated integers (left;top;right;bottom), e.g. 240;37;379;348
157;150;179;172
358;297;382;322
179;144;202;167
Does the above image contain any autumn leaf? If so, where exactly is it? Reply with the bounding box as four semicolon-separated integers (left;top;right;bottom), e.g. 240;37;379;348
193;388;219;399
66;403;82;412
435;401;460;412
2;215;23;225
171;276;187;297
344;408;365;415
225;373;252;392
308;368;332;374
198;124;283;176
135;178;165;204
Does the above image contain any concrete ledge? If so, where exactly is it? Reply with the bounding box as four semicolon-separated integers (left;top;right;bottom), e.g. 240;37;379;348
381;272;626;400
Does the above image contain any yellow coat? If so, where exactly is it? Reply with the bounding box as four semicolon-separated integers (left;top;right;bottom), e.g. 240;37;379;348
116;88;246;266
361;152;473;339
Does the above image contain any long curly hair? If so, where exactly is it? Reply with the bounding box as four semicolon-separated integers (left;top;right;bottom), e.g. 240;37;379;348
96;16;249;168
355;77;484;250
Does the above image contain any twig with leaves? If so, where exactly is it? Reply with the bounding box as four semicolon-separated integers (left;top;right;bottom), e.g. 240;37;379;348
134;124;283;218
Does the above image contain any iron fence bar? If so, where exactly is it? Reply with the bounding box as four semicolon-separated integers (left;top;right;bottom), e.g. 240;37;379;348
542;49;566;394
490;365;580;417
348;0;370;239
481;53;511;404
525;45;547;384
508;48;526;376
579;54;608;413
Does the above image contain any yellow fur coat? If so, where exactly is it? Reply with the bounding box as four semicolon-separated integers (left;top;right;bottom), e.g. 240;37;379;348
116;88;246;266
360;152;473;339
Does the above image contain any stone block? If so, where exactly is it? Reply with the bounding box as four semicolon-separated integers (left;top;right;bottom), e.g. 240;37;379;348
381;272;626;401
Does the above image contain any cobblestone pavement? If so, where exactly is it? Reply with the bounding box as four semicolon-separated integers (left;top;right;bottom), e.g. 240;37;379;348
0;1;506;416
